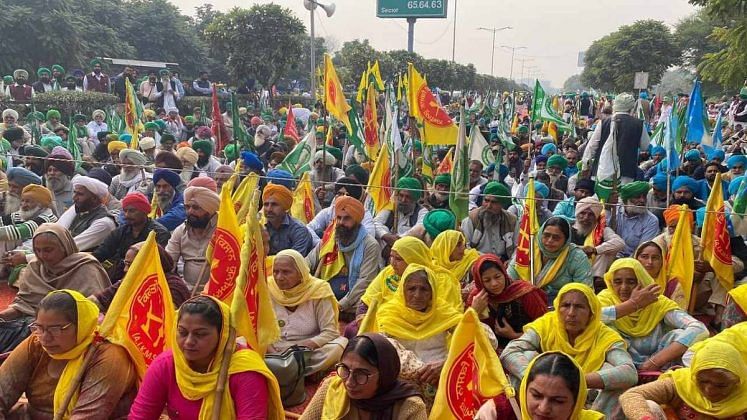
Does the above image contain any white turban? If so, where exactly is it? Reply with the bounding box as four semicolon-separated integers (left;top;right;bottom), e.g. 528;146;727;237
139;137;156;151
72;175;109;200
92;109;106;119
2;109;18;120
314;150;336;166
119;149;148;166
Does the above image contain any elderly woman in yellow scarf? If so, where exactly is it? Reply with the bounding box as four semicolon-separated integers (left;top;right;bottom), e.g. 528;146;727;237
722;283;747;328
500;283;637;419
129;295;284;419
430;229;480;291
0;290;137;418
599;258;708;372
266;249;348;376
621;340;747;419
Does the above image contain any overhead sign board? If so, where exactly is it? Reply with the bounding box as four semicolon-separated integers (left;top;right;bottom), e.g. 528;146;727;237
376;0;448;18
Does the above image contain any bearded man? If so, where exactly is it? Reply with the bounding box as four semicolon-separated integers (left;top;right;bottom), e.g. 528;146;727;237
310;150;345;208
571;197;624;290
44;147;76;213
175;146;198;183
3;168;42;216
546;154;569;194
8;69;32;101
262;183;313;256
613;181;660;257
0;185;58;269
109;149;152;199
461;181;517;259
57;176;117;251
192;140;221;177
426;173;451;210
373;177;428;247
151;168;186;230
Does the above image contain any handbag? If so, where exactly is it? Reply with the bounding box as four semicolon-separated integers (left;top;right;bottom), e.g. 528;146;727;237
264;345;311;407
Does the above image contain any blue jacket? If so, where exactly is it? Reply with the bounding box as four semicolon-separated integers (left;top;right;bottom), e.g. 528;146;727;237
156;193;186;230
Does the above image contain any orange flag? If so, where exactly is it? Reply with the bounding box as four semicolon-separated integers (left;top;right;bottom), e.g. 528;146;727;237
367;142;394;214
291;172;317;224
204;178;244;303
99;231;174;379
437;148;454;174
701;173;733;290
317;221;345;281
324;54;352;133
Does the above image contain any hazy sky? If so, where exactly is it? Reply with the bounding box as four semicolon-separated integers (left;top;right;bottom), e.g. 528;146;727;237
174;0;698;88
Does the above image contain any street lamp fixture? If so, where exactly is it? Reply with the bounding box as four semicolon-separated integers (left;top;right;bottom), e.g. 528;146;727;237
477;26;512;77
304;0;335;96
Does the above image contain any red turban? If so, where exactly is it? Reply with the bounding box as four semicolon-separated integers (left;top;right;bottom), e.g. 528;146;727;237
121;192;152;215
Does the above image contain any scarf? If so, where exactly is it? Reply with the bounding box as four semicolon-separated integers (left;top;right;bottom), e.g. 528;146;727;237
535;219;572;289
50;290;100;420
322;333;422;420
430;230;480;282
524;283;625;373
268;249;338;324
467;254;546;319
634;241;668;289
375;264;463;341
727;283;747;314
338;225;368;290
661;340;747;418
171;296;284;420
597;258;680;337
519;351;604;420
317;223;367;289
117;169;144;191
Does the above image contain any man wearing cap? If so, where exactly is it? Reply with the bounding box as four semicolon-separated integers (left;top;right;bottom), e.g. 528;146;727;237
310;150;345;208
373;177;429;247
461;181;517;258
83;59;110;93
192;140;221;177
306;196;381;317
151;168;186;230
93;192;170;274
307;177;375;246
44;147;76;213
8;69;32;101
427;173;451;210
583;92;650;185
572;197;624;289
166;186;220;287
613;181;660;257
86;110;108;142
57;176;117;251
262;183;313;256
546;154;569;194
553;178;596;222
109;149;152;199
31;67;53;94
0;109;31;144
3;167;42;216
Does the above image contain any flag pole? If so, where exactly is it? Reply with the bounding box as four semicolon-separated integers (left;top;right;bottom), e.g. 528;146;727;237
210;326;236;420
529;174;536;287
53;343;100;420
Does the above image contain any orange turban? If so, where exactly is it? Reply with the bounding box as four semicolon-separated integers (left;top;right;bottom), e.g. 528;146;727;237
262;183;293;210
335;196;365;224
21;184;53;208
663;205;694;228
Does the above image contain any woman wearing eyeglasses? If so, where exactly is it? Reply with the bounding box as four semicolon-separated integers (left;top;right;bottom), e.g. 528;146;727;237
300;333;426;420
0;289;137;418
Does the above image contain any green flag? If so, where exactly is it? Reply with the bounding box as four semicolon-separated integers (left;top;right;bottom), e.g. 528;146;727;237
450;107;470;224
347;101;367;159
277;131;316;176
468;126;495;168
230;93;252;150
532;80;572;130
67;116;81;172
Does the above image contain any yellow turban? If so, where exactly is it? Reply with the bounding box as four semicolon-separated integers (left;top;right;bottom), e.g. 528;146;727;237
107;141;127;154
262;183;293;210
21;184;53;208
176;147;198;166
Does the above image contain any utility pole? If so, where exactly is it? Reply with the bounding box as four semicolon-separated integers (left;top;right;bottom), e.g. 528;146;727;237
477;26;512;76
452;0;458;61
501;45;527;81
407;17;416;53
519;57;533;84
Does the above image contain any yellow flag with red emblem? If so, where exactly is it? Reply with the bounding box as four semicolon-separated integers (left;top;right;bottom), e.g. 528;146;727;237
291;172;316;224
367;142;394;214
408;63;458;145
99;231;174;380
667;205;696;311
317;221;345;280
701;173;733;290
204;178;244;303
437;148;454;174
431;308;515;419
364;82;381;161
233;173;260;222
514;178;541;283
324;54;352;133
230;194;279;355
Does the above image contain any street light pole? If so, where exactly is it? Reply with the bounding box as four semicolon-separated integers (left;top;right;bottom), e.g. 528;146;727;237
501;45;527;81
477;26;512;76
304;0;335;96
451;0;458;62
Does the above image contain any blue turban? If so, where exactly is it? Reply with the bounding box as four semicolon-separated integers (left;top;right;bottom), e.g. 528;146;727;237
266;169;296;190
650;146;666;157
7;167;42;187
707;149;725;161
535;155;548;165
684;149;701;162
498;164;508;179
119;133;132;145
153;168;181;188
727;154;747;169
651;173;668;191
241;151;263;172
672;175;697;193
541;143;557;156
729;176;745;196
535;182;549;198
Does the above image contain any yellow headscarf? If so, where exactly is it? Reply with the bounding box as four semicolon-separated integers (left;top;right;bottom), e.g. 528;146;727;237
634;241;668;289
431;230;480;282
689;322;747;368
268;249;338;324
519;352;604;420
171;296;284;420
524;283;625;373
50;290;100;420
661;340;747;418
375;264;463;341
597;258;680;337
727;283;747;315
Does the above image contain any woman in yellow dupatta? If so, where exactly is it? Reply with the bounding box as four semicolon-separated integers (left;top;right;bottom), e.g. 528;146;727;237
634;241;668;290
129;295;284;420
723;283;747;328
501;283;637;419
598;258;708;371
621;340;747;419
430;229;480;287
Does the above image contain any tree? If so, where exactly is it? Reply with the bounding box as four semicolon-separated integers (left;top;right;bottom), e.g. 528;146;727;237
581;20;682;92
654;69;695;97
333;39;381;87
283;36;328;91
674;10;728;69
205;4;306;87
562;75;587;92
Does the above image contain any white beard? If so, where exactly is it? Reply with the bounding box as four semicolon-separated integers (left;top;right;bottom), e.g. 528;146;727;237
46;175;70;193
624;204;647;216
19;206;42;220
573;223;593;237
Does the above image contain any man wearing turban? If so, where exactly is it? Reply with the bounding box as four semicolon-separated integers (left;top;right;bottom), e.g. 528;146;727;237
166;186;220;287
44;147;75;213
373;176;429;248
32;67;53;94
109;149;152;200
152;168;186;230
0;109;31;144
56;176;117;251
672;175;705;210
307;195;382;317
427;173;451;210
87;109;108;143
83;59;110;93
306;178;376;246
613;181;660;257
262;183;313;256
4;167;41;215
582;92;650;185
310;149;345;208
192;140;221;177
461;181;517;258
8;69;32;101
697;161;730;202
572;197;625;283
546;154;569;193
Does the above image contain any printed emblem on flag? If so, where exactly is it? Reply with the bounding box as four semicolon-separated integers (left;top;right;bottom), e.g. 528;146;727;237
206;227;242;300
127;274;168;365
417;86;452;127
445;343;483;419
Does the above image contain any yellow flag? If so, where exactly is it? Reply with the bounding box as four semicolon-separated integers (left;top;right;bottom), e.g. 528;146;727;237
367;142;394;214
356;70;367;104
204;182;244;303
667;205;695;311
317;221;345;280
369;60;385;91
291;172;316;224
148;193;159;219
514;179;541;282
233;173;260;222
99;232;174;380
407;63;458;145
323;54;352;133
230;197;279;355
701;172;734;290
364;82;381;161
431;308;515;419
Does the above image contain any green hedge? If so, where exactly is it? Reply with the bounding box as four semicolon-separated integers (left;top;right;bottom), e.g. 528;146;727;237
0;91;120;120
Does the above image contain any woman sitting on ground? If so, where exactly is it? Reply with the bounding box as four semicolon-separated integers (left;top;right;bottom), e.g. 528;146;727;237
598;258;708;371
467;254;548;350
266;249;348;377
0;223;110;353
89;241;190;312
722;282;747;328
430;229;480;294
620;340;747;420
501;283;637;419
300;333;427;420
129;295;284;419
0;290;137;418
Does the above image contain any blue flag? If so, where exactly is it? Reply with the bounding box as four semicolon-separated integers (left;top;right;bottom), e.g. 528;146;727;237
685;80;709;144
665;112;680;173
712;110;724;149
